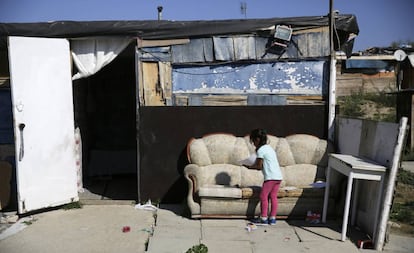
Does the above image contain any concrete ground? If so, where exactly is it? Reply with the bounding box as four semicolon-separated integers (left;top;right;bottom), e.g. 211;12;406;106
2;164;413;252
0;205;155;253
1;203;413;253
147;205;414;253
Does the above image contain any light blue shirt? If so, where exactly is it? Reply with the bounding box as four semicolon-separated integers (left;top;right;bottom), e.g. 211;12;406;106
256;144;283;181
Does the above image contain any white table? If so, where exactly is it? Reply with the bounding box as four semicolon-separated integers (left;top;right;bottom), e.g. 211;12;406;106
322;154;386;241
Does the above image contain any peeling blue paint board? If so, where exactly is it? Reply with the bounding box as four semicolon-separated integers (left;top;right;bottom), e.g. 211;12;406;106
172;61;326;95
247;95;286;105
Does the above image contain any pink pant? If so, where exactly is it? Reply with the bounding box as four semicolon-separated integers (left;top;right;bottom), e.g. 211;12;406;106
260;180;282;218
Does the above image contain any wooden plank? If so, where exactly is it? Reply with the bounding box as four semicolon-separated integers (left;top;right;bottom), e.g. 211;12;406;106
293;26;328;35
202;95;247;106
137;61;145;105
137;38;190;48
173;95;188;106
158;62;172;105
142;62;164;106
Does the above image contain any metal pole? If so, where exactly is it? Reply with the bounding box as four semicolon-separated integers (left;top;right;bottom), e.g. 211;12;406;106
157;6;163;21
328;0;336;142
135;44;141;203
375;117;408;250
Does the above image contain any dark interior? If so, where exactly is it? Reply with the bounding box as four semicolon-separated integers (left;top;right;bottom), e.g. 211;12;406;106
73;43;138;201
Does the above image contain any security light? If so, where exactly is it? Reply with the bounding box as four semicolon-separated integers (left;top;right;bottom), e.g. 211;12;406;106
274;25;292;42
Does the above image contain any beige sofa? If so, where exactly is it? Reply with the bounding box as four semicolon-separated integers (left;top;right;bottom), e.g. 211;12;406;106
184;133;336;218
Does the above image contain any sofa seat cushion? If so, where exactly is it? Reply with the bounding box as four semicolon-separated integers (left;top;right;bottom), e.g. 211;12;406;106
241;185;327;199
241;186;261;199
199;185;242;198
279;186;325;198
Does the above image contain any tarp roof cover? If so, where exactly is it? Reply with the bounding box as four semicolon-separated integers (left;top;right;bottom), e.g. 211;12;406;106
0;15;359;51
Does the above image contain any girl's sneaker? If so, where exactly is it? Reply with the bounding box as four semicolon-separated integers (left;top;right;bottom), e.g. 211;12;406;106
268;218;277;225
251;217;268;226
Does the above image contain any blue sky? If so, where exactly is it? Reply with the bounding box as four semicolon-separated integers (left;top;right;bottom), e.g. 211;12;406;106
0;0;413;52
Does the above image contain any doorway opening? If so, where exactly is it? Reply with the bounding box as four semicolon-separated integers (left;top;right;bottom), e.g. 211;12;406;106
73;42;138;202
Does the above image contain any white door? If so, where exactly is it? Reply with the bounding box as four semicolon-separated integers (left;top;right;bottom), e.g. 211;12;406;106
8;36;78;214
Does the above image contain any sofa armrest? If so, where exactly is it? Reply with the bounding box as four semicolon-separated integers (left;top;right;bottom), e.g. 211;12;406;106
184;164;201;216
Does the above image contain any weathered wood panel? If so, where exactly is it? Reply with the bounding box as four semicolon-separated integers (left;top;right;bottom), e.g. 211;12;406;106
336;71;396;96
142;62;164;106
201;95;247;106
158;62;172;105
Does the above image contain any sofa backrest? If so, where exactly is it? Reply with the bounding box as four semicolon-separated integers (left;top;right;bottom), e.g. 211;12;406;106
187;133;333;167
187;133;250;166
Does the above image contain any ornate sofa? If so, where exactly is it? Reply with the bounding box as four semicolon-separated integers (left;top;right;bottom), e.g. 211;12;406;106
184;133;336;218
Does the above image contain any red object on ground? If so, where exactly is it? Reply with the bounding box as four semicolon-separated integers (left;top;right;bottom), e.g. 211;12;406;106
122;226;131;233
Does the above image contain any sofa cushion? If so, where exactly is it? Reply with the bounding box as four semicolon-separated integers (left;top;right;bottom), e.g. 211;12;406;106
241;185;326;199
199;185;242;198
281;164;319;186
285;134;329;165
279;186;325;198
275;138;296;167
241;186;261;198
188;138;212;166
203;134;239;164
197;164;242;187
239;166;263;187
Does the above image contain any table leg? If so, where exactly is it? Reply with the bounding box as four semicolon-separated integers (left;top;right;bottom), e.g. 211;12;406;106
342;172;354;241
373;176;385;242
351;179;359;226
322;163;331;223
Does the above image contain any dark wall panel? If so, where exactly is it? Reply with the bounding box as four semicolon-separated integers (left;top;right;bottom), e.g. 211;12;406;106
139;105;327;203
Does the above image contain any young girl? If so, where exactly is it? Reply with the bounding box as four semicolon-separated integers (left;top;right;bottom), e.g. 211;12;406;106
248;128;283;225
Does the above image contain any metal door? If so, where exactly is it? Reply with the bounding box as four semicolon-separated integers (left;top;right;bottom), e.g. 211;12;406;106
8;36;78;213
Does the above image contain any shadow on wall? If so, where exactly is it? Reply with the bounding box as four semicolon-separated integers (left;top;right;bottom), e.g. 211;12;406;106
161;147;189;203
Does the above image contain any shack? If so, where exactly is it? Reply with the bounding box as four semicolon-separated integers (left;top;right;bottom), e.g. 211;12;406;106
0;15;358;214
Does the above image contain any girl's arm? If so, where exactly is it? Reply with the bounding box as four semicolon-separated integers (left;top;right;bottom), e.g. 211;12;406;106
246;158;263;170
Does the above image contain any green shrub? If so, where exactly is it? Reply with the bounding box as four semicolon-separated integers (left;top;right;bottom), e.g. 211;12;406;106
186;244;208;253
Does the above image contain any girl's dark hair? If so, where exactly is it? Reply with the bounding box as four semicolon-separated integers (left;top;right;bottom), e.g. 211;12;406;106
250;128;268;148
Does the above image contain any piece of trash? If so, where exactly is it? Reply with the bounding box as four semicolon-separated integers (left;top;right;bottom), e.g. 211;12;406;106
357;240;373;249
122;226;131;233
245;222;257;232
284;237;290;242
0;212;19;224
134;199;158;211
305;210;321;224
310;181;326;188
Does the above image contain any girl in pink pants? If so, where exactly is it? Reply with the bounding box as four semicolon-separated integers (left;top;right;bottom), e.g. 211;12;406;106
247;128;283;225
